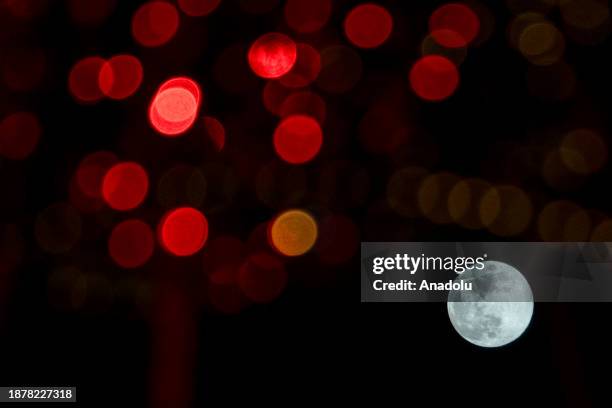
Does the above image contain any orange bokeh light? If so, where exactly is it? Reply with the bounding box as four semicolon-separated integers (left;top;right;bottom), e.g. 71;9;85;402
269;209;318;256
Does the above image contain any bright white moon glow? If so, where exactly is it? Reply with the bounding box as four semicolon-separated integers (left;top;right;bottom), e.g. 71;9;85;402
447;260;534;348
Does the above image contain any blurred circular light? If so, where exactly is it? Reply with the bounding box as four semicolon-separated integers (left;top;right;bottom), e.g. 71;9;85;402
0;111;41;160
248;32;297;79
269;209;318;256
149;77;201;136
479;185;533;237
447;178;491;229
279;91;326;124
102;162;149;211
344;3;393;49
273;115;323;164
284;0;331;33
108;219;155;268
131;1;179;47
98;54;143;100
203;116;226;151
75;151;118;198
417;172;460;224
279;43;321;88
158;207;209;256
560;129;607;175
537;200;591;241
429;3;480;48
177;0;220;16
68;56;106;103
238;252;287;303
518;21;564;66
409;55;459;101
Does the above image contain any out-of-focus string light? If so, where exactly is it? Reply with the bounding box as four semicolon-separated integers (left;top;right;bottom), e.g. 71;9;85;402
68;56;106;103
409;55;459;102
177;0;221;17
158;207;209;256
518;21;564;66
447;178;491;230
559;129;607;175
108;219;155;268
148;77;202;136
479;185;533;237
273;115;322;164
0;112;41;160
131;1;179;47
279;43;321;88
344;3;393;49
417;172;460;224
102;162;149;211
98;54;144;100
248;32;297;79
429;3;480;48
238;252;287;303
75;151;118;198
284;0;331;33
537;201;591;241
268;209;318;256
279;91;326;124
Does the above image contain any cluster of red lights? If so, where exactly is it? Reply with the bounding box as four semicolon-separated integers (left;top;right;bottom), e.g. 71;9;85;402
2;1;488;311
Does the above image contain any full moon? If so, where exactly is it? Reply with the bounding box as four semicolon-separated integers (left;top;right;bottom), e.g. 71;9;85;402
447;260;534;348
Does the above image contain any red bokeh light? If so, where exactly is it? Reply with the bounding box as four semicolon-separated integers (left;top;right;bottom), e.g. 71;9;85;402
262;80;292;115
149;77;201;136
248;33;297;79
279;91;326;124
409;55;459;101
203;116;225;151
344;3;393;49
131;1;179;47
279;43;321;88
68;56;106;103
159;207;209;256
0;112;41;160
238;252;287;303
98;54;143;100
75;151;118;198
284;0;331;33
108;219;155;268
177;0;220;16
274;115;323;164
102;162;149;211
429;3;479;48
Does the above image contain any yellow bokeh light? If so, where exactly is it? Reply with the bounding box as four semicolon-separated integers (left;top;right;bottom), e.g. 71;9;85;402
269;209;318;256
